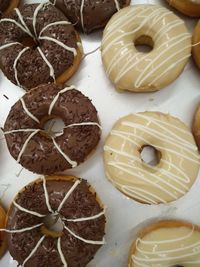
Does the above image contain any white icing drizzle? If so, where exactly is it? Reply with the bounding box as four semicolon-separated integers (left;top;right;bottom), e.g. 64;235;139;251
14;47;30;87
22;235;45;267
32;2;49;37
64;208;106;222
57;237;68;267
39;36;77;56
64;122;102;130
0;223;43;233
13;200;46;217
80;0;85;32
51;137;77;168
57;180;81;212
48;85;76;115
39;21;71;37
0;18;32;36
41;176;54;213
15;8;34;39
0;42;21;51
3;129;38;135
20;98;40;123
63;224;106;245
114;0;120;11
17;129;40;163
37;47;55;81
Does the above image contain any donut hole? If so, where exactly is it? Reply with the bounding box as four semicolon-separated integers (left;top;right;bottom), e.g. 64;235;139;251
42;117;65;138
21;36;39;49
41;213;64;238
135;35;154;53
140;145;161;166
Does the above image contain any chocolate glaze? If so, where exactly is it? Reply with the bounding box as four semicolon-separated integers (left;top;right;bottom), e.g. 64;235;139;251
0;0;9;13
0;3;79;90
51;0;130;33
4;83;101;174
6;177;106;267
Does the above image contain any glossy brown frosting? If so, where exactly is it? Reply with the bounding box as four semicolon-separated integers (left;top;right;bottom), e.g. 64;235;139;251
4;83;101;174
51;0;130;33
0;3;79;90
6;177;106;267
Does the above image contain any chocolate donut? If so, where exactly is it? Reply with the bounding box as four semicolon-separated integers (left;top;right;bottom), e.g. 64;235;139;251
0;0;19;16
0;2;82;90
51;0;131;33
3;83;101;174
4;176;106;267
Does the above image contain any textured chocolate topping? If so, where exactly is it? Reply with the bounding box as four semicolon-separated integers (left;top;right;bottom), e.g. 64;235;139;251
0;3;80;90
0;0;9;13
4;83;101;174
51;0;130;33
6;177;106;267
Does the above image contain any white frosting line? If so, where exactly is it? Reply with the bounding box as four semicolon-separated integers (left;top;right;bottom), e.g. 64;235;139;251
3;129;38;135
0;42;21;51
32;2;48;37
48;85;76;115
57;237;68;267
0;223;43;233
20;98;40;123
80;0;85;31
64;208;106;222
37;47;55;81
52;137;77;168
39;36;77;56
39;21;71;37
63;224;106;245
15;8;34;39
13;200;46;218
114;0;120;11
22;235;45;267
0;18;31;36
14;47;30;87
65;122;102;130
41;176;54;213
17;129;40;163
57;180;81;212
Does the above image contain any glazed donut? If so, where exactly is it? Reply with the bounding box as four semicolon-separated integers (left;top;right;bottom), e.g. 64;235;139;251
101;5;191;93
0;205;7;258
167;0;200;17
128;220;200;266
104;112;200;204
3;83;101;175
192;20;200;69
0;0;19;16
2;175;106;267
0;2;83;90
50;0;130;33
192;103;200;150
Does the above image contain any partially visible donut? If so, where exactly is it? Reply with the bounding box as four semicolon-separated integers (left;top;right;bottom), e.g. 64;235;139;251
0;2;83;90
0;205;7;258
51;0;131;33
101;5;191;92
0;0;19;16
104;112;200;204
3;175;106;267
128;220;200;267
166;0;200;17
192;20;200;69
192;103;200;149
3;83;101;175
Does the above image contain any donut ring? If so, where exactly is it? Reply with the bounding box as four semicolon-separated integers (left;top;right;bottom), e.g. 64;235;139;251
51;0;130;33
0;0;20;16
3;83;101;175
101;5;191;93
3;175;106;267
192;103;200;149
0;3;83;90
128;220;200;266
104;112;200;204
166;0;200;17
0;205;7;258
192;20;200;69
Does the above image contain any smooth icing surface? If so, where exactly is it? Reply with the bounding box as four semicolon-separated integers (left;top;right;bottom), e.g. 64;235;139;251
130;225;200;266
104;112;200;204
101;5;191;92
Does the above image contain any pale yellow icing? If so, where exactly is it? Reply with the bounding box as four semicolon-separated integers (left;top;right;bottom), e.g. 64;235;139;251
101;5;191;92
103;112;200;204
130;225;200;266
